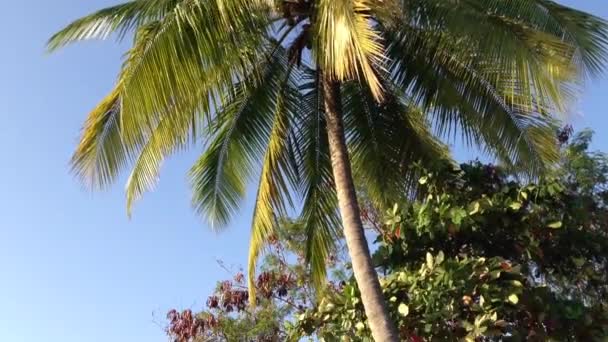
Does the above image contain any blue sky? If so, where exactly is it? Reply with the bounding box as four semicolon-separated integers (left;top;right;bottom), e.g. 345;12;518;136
0;1;606;341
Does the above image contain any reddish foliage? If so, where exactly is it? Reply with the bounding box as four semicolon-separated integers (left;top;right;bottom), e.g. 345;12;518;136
234;272;245;284
410;334;425;342
167;309;219;342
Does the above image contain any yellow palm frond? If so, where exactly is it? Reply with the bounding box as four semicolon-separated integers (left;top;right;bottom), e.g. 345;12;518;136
71;88;125;189
315;0;385;100
247;88;297;305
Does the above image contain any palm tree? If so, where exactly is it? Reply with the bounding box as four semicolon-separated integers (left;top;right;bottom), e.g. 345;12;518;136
49;0;607;340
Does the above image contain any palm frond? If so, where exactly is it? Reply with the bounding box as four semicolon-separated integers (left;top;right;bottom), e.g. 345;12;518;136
380;0;608;118
121;19;229;214
69;22;183;193
537;0;608;77
70;88;125;190
189;51;293;230
342;81;450;207
69;1;276;198
247;71;301;305
383;24;562;175
315;0;385;100
47;0;180;51
295;69;341;289
116;0;273;150
125;103;197;216
466;0;608;77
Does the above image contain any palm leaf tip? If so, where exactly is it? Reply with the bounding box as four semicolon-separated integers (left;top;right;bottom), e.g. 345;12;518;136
70;89;126;190
46;1;175;52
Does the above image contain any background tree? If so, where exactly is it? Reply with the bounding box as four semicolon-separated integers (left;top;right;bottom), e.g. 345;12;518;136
295;129;608;341
49;1;608;339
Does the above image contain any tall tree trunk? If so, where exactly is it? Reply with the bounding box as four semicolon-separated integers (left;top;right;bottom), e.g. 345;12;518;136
322;76;399;342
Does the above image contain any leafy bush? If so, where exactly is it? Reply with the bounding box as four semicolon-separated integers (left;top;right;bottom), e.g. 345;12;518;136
293;130;608;341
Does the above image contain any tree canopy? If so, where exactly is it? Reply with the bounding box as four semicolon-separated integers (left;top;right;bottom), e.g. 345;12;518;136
49;0;608;297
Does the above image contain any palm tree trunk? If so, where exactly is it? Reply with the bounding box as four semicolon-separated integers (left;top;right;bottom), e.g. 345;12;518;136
322;75;399;342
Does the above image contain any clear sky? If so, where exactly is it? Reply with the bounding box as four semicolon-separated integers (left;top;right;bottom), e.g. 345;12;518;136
0;1;606;341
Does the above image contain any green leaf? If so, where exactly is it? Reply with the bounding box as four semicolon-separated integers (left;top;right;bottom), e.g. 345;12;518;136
572;257;586;268
355;321;366;331
435;251;445;265
509;201;522;210
547;221;563;229
419;176;428;184
469;201;480;215
511;280;523;287
398;303;409;317
462;321;475;331
508;294;519;304
520;191;528;200
426;252;434;269
450;207;467;225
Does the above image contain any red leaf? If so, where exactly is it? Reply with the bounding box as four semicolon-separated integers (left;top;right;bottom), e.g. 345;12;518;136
410;334;424;342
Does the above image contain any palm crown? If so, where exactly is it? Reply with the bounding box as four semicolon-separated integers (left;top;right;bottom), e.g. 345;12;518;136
49;0;607;335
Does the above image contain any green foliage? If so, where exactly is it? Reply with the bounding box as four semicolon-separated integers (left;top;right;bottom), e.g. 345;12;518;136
201;306;286;341
559;128;608;198
294;131;608;341
296;254;526;341
376;163;608;294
